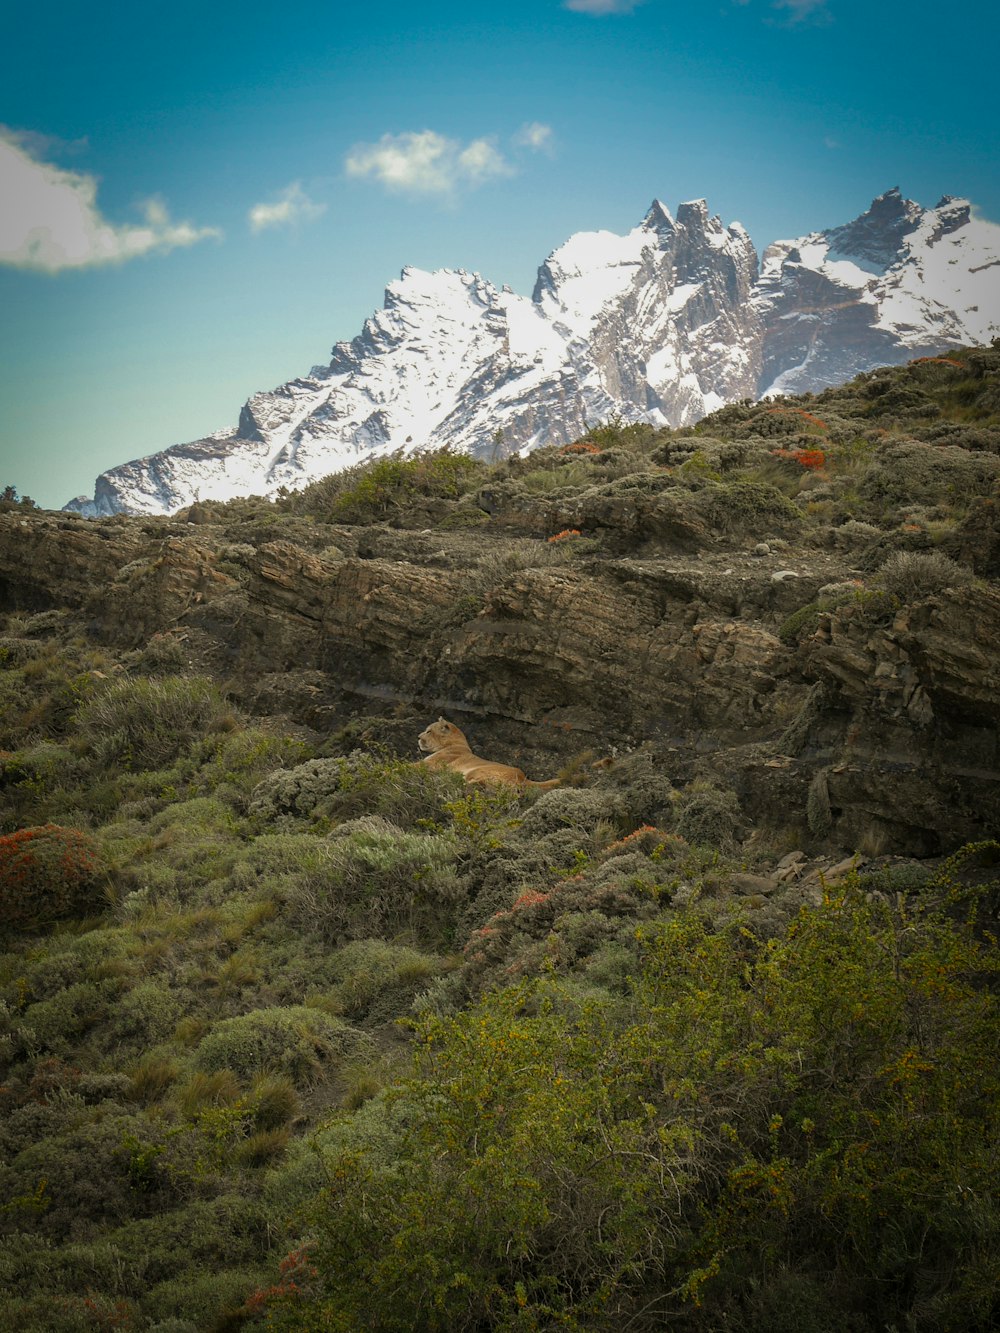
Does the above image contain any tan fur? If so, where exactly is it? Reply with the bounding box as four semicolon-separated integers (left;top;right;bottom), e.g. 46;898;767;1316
417;719;559;790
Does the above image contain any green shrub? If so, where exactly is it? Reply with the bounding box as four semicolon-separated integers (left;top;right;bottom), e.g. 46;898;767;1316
0;1112;165;1238
21;981;107;1051
249;751;462;829
248;758;350;821
876;549;975;599
142;1267;266;1328
248;1073;300;1129
778;600;822;645
674;780;744;851
0;824;105;931
75;675;236;771
324;450;483;522
701;479;803;534
128;1054;181;1104
204;727;308;797
321;939;445;1022
176;1069;242;1118
861;440;1000;513
285;817;463;945
457;867;664;997
0;743;81;822
192;1005;360;1084
110;980;186;1047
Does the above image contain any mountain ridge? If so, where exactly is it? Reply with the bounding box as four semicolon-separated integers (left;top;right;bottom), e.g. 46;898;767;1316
67;188;1000;517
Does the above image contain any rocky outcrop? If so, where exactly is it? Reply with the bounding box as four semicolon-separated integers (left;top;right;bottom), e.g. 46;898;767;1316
3;496;996;855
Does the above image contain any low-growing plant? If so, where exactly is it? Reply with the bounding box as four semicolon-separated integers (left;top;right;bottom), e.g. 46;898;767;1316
702;478;803;534
265;875;1000;1332
109;980;186;1047
875;548;975;599
249;751;463;829
192;1004;360;1085
176;1069;242;1119
75;675;237;772
673;780;745;851
286;817;464;946
128;1054;181;1104
20;980;107;1051
324;450;483;522
248;1073;300;1129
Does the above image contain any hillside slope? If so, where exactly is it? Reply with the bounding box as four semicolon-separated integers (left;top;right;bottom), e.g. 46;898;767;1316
1;348;998;1331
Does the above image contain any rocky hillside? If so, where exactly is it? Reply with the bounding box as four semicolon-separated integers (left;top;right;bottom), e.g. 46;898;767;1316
11;347;1000;855
1;348;998;1332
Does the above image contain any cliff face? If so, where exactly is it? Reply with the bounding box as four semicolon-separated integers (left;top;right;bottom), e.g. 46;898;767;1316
6;349;1000;857
2;507;995;856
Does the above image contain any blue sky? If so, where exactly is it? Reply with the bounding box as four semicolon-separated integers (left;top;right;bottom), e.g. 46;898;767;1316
3;0;998;509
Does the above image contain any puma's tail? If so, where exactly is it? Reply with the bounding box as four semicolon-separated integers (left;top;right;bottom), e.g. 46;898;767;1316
525;778;560;790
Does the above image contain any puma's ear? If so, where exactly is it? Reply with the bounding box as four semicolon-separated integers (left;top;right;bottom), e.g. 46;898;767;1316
438;716;446;722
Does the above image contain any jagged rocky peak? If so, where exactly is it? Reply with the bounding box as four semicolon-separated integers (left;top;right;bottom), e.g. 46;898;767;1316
754;188;1000;398
929;195;973;239
641;198;676;236
66;188;1000;517
824;186;924;269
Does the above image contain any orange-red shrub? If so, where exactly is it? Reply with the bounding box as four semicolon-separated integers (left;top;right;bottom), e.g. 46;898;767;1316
559;441;601;455
770;447;827;471
0;824;105;930
765;407;829;430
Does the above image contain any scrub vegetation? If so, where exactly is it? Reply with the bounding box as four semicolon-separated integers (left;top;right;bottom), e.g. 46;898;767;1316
1;347;999;1330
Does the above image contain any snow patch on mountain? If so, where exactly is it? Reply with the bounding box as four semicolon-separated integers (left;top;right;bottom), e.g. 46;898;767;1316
67;189;1000;517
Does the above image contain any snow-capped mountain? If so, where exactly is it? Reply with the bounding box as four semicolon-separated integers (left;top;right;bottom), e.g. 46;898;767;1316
67;189;1000;517
756;189;1000;396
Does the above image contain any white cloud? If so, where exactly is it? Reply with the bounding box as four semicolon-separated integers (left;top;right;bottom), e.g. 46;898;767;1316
514;122;554;152
345;130;514;196
564;0;641;13
248;181;326;233
0;128;221;273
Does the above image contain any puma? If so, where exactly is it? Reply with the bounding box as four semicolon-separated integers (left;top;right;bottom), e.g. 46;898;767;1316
417;719;559;790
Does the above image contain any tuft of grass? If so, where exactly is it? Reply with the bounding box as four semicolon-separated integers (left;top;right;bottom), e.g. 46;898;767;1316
128;1055;181;1104
875;549;975;599
249;1074;301;1130
177;1069;243;1119
234;1126;291;1167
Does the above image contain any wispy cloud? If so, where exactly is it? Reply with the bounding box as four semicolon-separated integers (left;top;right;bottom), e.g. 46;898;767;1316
0;128;220;273
514;122;554;152
345;130;514;196
565;0;642;12
773;0;831;21
564;0;641;13
732;0;831;21
248;182;326;233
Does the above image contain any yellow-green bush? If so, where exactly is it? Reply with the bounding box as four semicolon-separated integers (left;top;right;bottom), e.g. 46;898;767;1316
285;816;463;946
266;878;1000;1332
